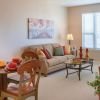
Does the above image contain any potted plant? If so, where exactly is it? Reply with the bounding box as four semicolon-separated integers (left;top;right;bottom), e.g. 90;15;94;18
88;73;100;100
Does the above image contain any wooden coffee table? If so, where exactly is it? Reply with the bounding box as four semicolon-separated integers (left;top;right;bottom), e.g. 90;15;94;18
65;58;94;80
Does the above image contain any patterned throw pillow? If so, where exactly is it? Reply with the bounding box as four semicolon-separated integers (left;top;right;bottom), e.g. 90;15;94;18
42;49;52;59
54;46;64;56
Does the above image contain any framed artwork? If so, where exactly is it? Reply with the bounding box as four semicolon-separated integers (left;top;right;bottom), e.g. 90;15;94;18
28;18;54;39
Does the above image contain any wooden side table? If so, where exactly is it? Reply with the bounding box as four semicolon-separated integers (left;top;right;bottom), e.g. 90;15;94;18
0;69;14;100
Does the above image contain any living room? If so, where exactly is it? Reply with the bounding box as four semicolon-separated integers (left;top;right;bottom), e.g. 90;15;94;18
0;0;100;100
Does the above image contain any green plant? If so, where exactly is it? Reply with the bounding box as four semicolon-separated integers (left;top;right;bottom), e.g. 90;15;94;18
88;73;100;94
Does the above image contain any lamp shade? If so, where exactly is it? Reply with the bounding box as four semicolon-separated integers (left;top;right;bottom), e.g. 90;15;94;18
66;34;73;40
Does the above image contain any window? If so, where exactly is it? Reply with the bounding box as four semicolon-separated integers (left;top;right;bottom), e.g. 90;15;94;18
82;13;100;49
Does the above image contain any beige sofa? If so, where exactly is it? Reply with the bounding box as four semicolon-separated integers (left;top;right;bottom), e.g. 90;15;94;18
22;43;75;76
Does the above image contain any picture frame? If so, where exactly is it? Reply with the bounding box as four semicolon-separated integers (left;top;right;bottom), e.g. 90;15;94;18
28;18;54;39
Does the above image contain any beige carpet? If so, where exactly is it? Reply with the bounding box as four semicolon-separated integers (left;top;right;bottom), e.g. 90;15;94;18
10;61;100;100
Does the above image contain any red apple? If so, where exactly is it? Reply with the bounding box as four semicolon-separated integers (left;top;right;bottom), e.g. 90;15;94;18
12;58;22;65
8;62;17;69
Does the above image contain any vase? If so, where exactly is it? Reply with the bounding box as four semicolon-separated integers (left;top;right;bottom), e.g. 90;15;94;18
97;93;100;100
98;94;100;100
79;46;82;59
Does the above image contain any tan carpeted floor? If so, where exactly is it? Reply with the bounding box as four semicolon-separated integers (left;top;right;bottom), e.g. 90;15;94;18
10;61;100;100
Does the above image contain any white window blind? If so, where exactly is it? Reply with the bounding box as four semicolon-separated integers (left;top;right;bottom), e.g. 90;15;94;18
95;13;100;48
82;12;100;49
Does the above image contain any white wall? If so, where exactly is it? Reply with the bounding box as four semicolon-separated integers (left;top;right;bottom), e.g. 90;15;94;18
0;0;67;61
67;3;100;61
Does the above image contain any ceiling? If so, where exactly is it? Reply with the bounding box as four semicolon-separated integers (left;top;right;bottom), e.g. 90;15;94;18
62;0;100;7
46;0;100;7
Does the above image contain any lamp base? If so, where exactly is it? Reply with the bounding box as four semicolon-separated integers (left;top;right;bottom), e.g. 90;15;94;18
68;45;71;54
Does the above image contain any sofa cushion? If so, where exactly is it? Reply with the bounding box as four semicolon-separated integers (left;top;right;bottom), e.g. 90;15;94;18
23;45;43;55
53;56;67;62
64;55;75;60
47;56;66;67
27;45;43;52
52;43;60;47
23;47;34;52
54;46;64;56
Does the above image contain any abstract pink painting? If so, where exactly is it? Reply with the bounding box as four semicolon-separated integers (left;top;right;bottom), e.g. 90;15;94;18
28;18;54;39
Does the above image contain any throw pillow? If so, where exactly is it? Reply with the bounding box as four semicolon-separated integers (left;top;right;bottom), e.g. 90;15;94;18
35;48;46;59
54;46;64;56
42;48;52;59
63;46;69;55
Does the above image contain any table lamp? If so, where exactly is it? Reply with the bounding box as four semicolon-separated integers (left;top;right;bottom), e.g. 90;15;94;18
66;33;74;54
67;33;73;45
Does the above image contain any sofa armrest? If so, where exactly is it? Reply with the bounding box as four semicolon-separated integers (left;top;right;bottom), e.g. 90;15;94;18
40;58;49;76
